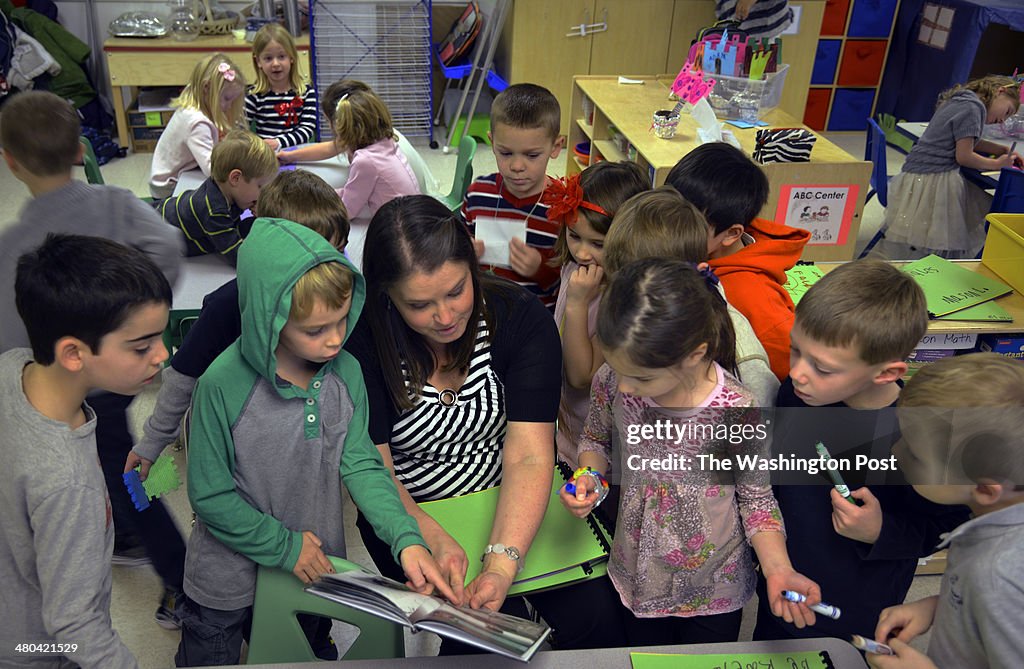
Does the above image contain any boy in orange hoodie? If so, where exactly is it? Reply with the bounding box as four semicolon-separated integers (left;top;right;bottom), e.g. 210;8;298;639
666;143;809;380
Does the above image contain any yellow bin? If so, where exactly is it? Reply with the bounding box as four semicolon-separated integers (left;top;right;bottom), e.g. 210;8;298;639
982;213;1024;294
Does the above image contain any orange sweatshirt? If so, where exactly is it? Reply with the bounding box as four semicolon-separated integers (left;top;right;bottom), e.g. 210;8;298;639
709;217;810;380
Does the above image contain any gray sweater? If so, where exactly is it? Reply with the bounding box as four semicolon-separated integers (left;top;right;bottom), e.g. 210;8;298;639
0;349;138;668
903;90;986;175
928;503;1024;668
0;180;184;352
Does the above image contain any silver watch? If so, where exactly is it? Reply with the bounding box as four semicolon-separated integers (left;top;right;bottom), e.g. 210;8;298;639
482;543;524;572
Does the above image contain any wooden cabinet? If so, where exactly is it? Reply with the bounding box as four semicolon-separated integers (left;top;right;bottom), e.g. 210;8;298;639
496;0;825;137
496;0;676;136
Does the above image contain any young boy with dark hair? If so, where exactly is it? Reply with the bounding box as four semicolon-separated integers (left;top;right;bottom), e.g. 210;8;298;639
175;218;455;665
461;83;564;308
1;234;172;669
666;142;809;380
868;353;1024;669
130;169;350;475
157;129;278;265
754;259;969;643
0;89;187;629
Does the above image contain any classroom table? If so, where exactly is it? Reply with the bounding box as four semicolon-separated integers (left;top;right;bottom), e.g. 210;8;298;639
228;637;868;668
895;121;1021;191
172;152;352;196
568;75;873;262
103;34;312;150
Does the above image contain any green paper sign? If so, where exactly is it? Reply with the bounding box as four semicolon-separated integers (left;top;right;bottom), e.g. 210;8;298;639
142;453;181;500
630;650;831;669
783;265;825;305
901;255;1012;318
145;112;163;127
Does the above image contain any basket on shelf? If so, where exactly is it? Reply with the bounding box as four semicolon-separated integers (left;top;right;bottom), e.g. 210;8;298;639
197;0;240;34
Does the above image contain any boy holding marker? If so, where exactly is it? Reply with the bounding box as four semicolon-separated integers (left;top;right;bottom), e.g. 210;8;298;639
753;260;970;642
865;353;1024;669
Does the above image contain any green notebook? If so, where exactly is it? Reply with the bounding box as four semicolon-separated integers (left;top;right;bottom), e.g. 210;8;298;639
630;649;833;669
418;474;612;596
783;265;825;305
901;255;1013;318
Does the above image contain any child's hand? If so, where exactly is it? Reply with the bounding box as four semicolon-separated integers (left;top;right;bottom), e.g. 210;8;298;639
123;449;154;480
292;531;334;584
399;544;461;605
566;264;604;306
509;238;542;278
264;137;281;152
866;639;938;669
875;596;938;644
421;527;468;606
558;477;599;518
764;569;822;629
830;487;883;543
277;148;296;164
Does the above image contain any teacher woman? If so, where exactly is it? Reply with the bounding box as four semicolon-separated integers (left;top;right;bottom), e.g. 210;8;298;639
345;195;624;651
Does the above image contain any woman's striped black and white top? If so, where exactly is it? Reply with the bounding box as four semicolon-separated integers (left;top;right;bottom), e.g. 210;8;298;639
389;320;506;501
347;280;563;502
715;0;793;39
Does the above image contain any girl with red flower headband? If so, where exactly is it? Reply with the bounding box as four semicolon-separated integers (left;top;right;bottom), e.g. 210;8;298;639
546;162;648;467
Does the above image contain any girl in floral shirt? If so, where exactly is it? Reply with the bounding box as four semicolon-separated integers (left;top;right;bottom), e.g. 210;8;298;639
560;258;821;646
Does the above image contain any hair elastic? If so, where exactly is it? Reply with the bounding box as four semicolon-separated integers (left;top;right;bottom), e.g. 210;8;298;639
543;174;610;225
217;62;236;82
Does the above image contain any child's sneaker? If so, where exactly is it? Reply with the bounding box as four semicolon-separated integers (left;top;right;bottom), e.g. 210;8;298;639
155;588;183;630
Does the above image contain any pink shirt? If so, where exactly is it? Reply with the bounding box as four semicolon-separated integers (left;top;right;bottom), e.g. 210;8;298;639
337;138;420;268
149;108;219;200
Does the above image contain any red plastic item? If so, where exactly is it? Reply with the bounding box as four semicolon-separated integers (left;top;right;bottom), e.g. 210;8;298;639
821;0;851;36
836;40;887;87
803;88;832;131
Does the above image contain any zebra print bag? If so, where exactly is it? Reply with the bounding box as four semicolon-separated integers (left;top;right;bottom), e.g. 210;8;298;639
752;127;816;164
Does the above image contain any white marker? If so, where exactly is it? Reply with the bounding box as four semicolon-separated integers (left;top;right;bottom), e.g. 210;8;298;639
851;635;895;655
781;590;841;619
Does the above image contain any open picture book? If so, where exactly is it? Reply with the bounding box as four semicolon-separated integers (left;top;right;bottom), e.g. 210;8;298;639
305;570;551;662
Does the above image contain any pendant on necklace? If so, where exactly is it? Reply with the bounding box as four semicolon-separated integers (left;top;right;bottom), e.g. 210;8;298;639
438;388;459;407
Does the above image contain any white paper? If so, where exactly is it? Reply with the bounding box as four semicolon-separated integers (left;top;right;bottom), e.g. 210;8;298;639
781;186;850;245
916;332;977;350
475;216;526;268
690;97;722;143
781;4;801;35
617;76;645;85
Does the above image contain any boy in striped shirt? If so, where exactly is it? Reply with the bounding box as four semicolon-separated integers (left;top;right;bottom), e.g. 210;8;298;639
461;84;564;309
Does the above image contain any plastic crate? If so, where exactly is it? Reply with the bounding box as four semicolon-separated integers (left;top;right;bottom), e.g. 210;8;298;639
707;63;789;120
981;213;1024;294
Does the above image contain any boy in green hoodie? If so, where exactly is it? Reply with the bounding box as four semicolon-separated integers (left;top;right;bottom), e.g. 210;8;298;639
176;218;455;666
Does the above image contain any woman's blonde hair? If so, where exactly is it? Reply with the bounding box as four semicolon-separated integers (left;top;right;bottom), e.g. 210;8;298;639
172;53;247;133
939;74;1021;112
250;23;304;94
290;261;353;321
333;89;395;151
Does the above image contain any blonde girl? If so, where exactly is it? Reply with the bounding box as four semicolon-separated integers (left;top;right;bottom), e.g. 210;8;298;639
149;53;246;199
875;75;1023;260
245;23;317;151
332;88;419;269
560;257;820;646
544;161;648;467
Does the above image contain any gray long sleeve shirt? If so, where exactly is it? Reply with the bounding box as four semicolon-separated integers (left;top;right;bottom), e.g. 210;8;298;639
0;180;184;352
0;349;138;668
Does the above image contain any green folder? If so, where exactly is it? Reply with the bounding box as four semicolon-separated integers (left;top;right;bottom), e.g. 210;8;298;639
418;475;612;596
783;265;825;305
935;300;1012;322
901;255;1013;318
630;649;833;669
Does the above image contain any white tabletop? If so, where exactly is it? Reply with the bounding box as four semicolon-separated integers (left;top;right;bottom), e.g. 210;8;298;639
171;254;236;311
897;121;1019;149
173;152;352;196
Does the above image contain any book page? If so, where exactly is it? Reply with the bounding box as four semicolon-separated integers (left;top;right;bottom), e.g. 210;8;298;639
413;604;550;662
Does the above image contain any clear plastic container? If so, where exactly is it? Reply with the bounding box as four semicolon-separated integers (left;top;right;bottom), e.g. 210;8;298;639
707;64;789;121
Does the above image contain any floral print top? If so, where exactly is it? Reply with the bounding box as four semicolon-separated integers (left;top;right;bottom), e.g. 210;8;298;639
578;362;784;618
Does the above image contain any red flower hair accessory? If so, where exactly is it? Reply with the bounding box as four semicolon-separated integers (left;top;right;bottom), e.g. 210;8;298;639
542;174;610;225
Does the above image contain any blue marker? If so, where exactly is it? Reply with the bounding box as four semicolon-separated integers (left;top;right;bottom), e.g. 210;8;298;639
781;590;841;620
851;635;894;655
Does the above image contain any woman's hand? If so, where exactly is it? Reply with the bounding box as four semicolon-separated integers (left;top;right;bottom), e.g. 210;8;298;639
763;568;822;629
292;531;334;584
421;524;469;606
399;544;461;604
875;596;938;644
735;0;757;20
565;264;603;307
466;557;517;611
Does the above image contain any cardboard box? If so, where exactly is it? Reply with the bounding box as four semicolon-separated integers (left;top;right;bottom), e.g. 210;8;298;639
978;335;1024;359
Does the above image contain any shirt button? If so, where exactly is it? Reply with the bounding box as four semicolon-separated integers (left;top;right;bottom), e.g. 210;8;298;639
306;414;316;423
306;398;315;406
312;380;322;389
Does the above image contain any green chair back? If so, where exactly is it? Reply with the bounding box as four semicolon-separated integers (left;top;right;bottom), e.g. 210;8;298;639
79;136;104;185
439;134;477;211
246;556;404;664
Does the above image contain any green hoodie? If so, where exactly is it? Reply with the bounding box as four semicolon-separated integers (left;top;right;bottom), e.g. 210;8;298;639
184;218;424;610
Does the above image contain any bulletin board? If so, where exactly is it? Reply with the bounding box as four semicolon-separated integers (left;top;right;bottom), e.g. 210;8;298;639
877;0;1024;122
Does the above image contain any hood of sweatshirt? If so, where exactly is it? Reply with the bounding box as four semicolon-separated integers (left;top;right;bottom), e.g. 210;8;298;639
709;217;810;284
236;217;365;392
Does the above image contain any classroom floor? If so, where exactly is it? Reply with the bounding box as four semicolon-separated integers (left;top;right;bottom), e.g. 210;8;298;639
0;133;939;667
